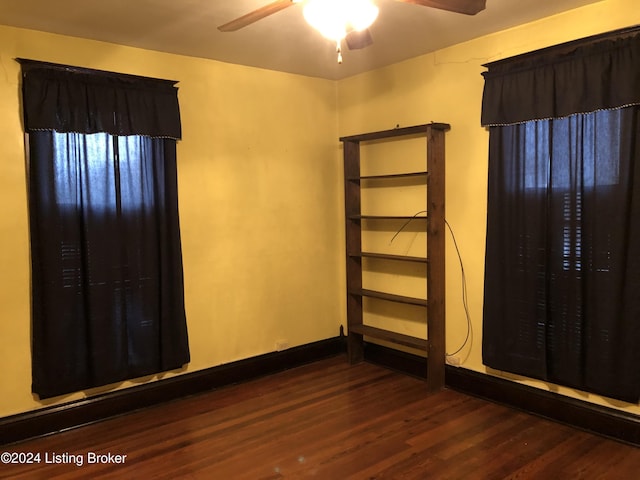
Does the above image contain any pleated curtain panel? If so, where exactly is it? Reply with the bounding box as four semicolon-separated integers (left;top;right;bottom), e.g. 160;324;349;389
481;28;640;402
20;60;190;399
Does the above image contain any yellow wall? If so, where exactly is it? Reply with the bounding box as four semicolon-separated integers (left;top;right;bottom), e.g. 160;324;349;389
0;26;344;417
338;0;640;414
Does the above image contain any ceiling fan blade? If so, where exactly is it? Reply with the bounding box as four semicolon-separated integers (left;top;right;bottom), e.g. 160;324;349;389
398;0;486;15
346;29;374;50
218;0;296;32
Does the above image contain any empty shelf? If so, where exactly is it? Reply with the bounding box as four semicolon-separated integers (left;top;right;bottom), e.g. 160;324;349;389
349;324;428;351
349;288;427;307
349;252;428;263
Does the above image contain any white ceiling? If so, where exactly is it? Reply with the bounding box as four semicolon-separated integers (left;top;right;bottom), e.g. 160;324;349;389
0;0;604;79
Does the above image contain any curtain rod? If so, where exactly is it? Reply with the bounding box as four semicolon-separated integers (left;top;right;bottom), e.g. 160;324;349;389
15;58;179;86
483;24;640;68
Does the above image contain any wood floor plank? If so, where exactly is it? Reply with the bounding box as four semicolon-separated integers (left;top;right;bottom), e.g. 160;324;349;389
2;355;639;479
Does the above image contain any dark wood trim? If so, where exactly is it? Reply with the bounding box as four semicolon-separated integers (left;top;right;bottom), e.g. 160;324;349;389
349;324;428;351
349;215;428;220
425;124;446;392
363;342;640;446
350;252;428;263
7;338;637;448
363;342;428;379
446;365;640;447
339;123;450;142
0;336;346;446
341;123;448;393
350;288;428;306
344;138;365;365
353;171;428;180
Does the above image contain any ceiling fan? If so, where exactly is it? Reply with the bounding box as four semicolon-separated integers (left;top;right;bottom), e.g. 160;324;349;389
218;0;486;58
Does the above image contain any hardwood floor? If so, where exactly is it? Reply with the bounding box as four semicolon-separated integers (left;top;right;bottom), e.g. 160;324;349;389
2;355;639;479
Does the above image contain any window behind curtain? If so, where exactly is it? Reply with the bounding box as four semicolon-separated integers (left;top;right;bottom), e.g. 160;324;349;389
480;29;640;402
21;60;190;399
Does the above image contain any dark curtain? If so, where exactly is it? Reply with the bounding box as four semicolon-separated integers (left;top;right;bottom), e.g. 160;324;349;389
20;59;181;138
21;60;189;398
481;29;640;402
481;29;640;126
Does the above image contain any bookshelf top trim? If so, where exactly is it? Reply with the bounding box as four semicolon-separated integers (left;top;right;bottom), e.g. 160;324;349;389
339;123;450;143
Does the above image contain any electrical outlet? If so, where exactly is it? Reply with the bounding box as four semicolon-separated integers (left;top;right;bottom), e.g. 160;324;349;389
275;340;290;351
446;355;461;366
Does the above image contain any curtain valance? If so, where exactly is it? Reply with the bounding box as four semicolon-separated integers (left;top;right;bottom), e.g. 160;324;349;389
481;27;640;126
18;59;182;139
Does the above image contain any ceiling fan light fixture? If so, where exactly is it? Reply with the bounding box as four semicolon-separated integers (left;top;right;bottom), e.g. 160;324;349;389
303;0;379;42
347;0;379;31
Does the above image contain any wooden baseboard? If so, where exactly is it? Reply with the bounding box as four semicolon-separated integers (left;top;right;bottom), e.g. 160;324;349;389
363;342;640;447
0;336;346;446
4;338;638;447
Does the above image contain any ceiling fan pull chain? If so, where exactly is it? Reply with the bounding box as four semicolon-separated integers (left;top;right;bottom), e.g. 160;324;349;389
336;40;343;64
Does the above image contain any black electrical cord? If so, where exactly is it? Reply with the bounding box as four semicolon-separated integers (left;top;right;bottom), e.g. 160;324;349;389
388;210;427;245
444;219;472;357
388;212;472;358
